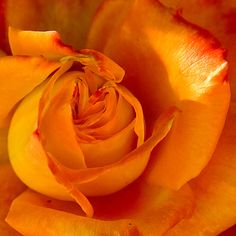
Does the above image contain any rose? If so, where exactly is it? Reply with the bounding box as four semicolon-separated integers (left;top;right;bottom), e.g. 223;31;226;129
0;2;234;234
4;26;178;219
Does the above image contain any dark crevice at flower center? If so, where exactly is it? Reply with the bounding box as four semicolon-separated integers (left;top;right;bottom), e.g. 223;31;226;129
71;82;80;120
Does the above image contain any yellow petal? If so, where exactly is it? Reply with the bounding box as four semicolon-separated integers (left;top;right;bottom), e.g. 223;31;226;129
0;56;60;127
0;164;25;236
87;0;230;189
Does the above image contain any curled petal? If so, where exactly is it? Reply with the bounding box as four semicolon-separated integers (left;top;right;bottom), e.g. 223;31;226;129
39;72;87;169
8;83;71;201
79;49;125;83
9;27;77;59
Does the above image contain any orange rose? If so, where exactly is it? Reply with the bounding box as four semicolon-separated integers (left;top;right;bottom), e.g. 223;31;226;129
0;0;235;235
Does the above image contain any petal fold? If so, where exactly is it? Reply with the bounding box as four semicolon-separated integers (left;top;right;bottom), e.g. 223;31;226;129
9;27;77;59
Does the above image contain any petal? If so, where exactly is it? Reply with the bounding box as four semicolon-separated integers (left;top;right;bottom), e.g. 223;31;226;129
9;27;77;59
160;0;236;100
7;190;136;236
38;68;87;169
0;164;25;236
6;181;193;235
0;55;60;127
87;0;230;189
6;0;104;50
8;80;71;201
165;103;236;235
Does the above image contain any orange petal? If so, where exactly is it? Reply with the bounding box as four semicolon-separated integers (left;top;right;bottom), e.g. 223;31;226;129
8;80;71;201
9;27;77;59
6;0;104;50
39;72;87;169
6;181;193;235
5;190;138;235
0;55;60;127
87;0;230;189
0;164;25;236
165;103;236;235
160;0;236;101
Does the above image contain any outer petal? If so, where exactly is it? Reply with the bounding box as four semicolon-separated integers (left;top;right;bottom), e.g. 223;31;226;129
0;55;60;128
160;0;236;100
0;164;25;236
6;0;104;50
165;103;236;235
6;181;194;236
87;0;230;189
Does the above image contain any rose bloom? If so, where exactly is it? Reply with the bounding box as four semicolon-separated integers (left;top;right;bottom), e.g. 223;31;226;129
0;0;236;235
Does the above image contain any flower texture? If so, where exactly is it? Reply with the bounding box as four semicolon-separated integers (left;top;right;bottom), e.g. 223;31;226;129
0;0;235;235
